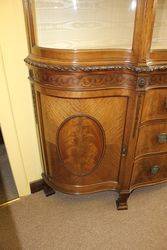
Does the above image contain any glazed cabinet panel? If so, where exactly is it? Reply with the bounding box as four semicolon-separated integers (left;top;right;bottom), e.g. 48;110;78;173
37;93;128;193
33;0;137;49
151;0;167;49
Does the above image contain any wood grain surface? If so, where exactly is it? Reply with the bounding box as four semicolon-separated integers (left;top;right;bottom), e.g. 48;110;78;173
39;94;128;190
131;153;167;188
136;121;167;157
142;89;167;122
23;0;167;209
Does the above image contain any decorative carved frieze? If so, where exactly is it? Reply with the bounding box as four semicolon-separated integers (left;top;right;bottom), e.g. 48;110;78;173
26;58;167;90
150;74;167;85
29;68;136;89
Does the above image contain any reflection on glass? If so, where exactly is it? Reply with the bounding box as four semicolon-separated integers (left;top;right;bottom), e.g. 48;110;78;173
152;0;167;49
34;0;137;50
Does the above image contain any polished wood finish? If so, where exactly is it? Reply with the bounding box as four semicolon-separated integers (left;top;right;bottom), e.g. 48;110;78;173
133;0;156;64
136;121;167;157
141;89;167;122
131;153;167;188
39;94;128;192
23;0;167;210
116;192;131;210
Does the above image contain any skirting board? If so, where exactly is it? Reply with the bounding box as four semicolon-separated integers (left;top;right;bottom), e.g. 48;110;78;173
30;179;44;193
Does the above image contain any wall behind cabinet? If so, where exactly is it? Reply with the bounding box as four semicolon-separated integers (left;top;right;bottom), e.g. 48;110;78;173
0;0;42;191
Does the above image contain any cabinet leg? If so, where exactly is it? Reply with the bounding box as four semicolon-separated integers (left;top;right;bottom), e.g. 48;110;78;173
43;182;55;197
116;192;130;210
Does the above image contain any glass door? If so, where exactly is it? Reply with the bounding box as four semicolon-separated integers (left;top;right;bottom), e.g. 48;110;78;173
151;0;167;50
33;0;137;50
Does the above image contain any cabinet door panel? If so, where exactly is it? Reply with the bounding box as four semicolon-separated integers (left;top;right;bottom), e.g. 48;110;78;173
39;95;128;189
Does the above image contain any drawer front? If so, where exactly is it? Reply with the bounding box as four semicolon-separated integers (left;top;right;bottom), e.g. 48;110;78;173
131;154;167;186
142;89;167;122
136;122;167;157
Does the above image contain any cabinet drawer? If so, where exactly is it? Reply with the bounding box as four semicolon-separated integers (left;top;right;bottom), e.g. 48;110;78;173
136;122;167;157
131;154;167;187
142;89;167;122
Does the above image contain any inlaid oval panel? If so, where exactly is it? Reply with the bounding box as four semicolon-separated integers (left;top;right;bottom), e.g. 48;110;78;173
57;115;105;176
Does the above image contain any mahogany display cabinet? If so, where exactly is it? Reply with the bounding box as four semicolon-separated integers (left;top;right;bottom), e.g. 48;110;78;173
23;0;167;210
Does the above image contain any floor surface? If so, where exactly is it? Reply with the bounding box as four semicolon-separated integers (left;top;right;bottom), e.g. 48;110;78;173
0;184;166;250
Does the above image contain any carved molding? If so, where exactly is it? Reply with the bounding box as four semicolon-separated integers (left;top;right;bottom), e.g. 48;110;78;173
133;94;143;138
30;83;38;123
25;57;134;72
25;57;167;73
135;65;167;73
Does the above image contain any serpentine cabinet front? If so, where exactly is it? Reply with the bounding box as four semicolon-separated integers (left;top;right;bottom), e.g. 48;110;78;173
30;66;137;210
23;0;167;210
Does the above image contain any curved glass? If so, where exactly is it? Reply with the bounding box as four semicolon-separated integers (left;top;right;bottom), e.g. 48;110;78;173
33;0;137;50
152;0;167;50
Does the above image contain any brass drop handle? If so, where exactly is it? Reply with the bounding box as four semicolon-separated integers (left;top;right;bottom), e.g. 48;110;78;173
157;133;167;144
150;165;160;175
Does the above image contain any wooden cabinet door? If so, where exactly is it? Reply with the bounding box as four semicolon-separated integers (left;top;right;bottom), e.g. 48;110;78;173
38;94;128;193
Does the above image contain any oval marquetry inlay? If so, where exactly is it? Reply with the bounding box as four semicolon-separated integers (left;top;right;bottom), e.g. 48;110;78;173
57;115;105;176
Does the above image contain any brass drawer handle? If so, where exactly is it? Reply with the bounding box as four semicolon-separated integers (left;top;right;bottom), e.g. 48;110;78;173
150;165;160;175
157;133;167;144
